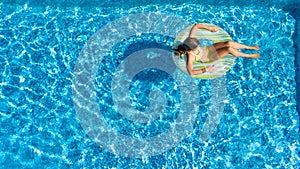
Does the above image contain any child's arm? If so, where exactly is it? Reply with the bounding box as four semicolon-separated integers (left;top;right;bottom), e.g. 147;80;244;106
189;23;218;37
186;53;207;75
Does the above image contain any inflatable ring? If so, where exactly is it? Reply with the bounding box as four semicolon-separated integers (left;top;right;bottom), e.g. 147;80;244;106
172;23;235;79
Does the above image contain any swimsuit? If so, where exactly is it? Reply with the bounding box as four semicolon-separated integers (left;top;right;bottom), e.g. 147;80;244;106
190;46;212;63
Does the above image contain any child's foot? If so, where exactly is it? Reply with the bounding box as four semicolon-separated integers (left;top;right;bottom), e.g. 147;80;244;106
250;53;260;58
249;46;260;50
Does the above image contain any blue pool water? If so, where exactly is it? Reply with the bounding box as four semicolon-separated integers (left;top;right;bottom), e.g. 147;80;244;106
0;1;300;168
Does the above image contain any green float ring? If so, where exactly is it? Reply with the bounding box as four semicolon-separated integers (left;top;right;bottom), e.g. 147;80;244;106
172;23;235;79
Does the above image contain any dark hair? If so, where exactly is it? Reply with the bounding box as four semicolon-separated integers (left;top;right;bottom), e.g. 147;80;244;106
172;37;200;57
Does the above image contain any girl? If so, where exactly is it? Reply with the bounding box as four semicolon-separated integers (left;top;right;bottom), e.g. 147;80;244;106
173;23;260;76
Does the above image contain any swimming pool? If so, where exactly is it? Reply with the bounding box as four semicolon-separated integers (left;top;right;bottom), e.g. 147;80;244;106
0;0;299;168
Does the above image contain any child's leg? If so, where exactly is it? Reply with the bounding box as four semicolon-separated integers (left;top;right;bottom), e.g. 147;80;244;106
228;47;260;58
210;47;259;61
212;41;260;50
228;41;260;50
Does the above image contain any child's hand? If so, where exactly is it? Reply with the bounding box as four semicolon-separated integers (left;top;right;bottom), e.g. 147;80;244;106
205;65;215;72
209;26;218;32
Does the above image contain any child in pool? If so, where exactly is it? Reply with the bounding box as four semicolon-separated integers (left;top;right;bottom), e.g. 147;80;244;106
172;23;260;76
